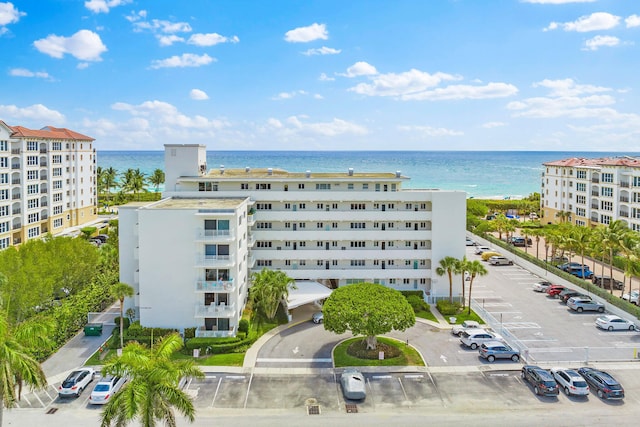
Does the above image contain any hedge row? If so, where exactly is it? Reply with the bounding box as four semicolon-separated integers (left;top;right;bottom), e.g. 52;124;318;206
185;330;259;354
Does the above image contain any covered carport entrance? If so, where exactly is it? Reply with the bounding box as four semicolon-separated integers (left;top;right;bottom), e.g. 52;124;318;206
285;280;333;322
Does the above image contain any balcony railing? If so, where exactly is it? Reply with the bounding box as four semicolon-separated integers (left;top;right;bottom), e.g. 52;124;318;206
12;208;20;215
592;178;599;183
11;179;20;185
620;196;629;203
12;223;22;230
39;149;47;154
591;192;599;197
248;214;256;226
11;164;20;169
196;255;235;267
621;181;630;188
196;230;233;240
591;204;598;209
40;162;48;167
619;211;629;218
11;149;20;154
12;193;21;200
195;326;235;338
195;280;236;292
40;176;48;181
194;303;236;318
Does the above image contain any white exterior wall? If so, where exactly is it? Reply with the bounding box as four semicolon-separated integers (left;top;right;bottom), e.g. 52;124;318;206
164;144;207;193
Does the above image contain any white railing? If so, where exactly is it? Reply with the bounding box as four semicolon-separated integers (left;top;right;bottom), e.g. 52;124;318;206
196;230;233;240
194;303;236;318
195;326;236;338
195;280;235;292
196;255;235;266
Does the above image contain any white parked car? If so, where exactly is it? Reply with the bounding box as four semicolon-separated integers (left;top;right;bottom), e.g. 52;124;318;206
89;375;127;405
460;329;503;349
489;256;513;266
595;315;637;331
58;368;95;398
451;320;481;336
550;367;589;396
622;290;639;305
532;281;553;292
465;237;476;246
475;246;491;255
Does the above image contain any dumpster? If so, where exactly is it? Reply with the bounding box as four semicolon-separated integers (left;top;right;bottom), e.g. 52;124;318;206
84;323;103;336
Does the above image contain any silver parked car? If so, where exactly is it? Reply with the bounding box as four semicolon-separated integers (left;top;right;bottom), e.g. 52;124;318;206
489;256;513;266
340;368;366;400
451;320;481;336
311;311;324;324
460;329;503;350
550;367;589;396
478;341;520;362
567;297;605;313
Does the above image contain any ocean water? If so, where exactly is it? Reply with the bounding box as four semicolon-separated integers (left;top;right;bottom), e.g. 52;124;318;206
97;151;640;199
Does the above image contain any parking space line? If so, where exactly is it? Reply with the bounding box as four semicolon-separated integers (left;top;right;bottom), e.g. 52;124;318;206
256;358;333;363
366;377;376;409
397;378;409;401
243;370;254;409
211;377;222;408
372;375;392;379
404;374;424;379
32;392;45;408
19;394;31;407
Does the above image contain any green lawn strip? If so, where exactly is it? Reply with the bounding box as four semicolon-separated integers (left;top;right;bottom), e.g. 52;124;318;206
415;310;438;322
333;336;425;367
451;309;483;325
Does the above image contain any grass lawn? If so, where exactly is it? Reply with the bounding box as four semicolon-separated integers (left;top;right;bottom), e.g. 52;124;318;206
415;309;437;322
451;309;483;325
333;336;425;367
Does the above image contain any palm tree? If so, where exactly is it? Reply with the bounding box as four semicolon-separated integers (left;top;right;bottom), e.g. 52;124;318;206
492;214;510;240
100;333;204;427
0;275;51;426
466;260;488;315
103;167;118;202
96;166;106;197
250;269;296;321
111;282;135;349
436;256;459;303
599;220;628;294
569;226;592;279
149;169;165;193
555;210;571;224
617;232;639;297
454;256;470;308
528;228;544;259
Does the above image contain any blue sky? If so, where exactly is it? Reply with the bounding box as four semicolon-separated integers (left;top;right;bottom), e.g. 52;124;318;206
1;0;639;151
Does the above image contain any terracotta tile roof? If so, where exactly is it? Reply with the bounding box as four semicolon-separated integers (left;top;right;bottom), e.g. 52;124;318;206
6;124;94;141
544;157;640;168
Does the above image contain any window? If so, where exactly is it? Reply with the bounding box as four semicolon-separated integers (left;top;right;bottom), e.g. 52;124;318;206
256;203;272;210
0;222;8;233
317;260;324;266
350;203;366;210
53;206;63;215
27;199;39;209
602;173;613;183
576;183;586;192
362;184;368;190
317;222;323;228
348;183;354;190
601;201;613;211
27;156;38;166
53;180;62;189
27;141;38;151
298;183;304;189
299;241;306;247
405;204;412;210
0;141;6;151
53;167;62;177
350;222;366;229
28;213;39;224
299;260;306;266
601;187;613;197
0;173;6;184
350;260;365;266
198;182;219;191
53;193;62;202
0;237;8;249
350;241;365;247
257;260;272;267
52;142;61;151
256;222;272;229
285;203;291;209
256;241;272;248
577;170;587;179
53;218;63;228
0;158;7;168
576;195;586;204
0;206;7;217
0;190;7;200
241;183;249;190
298;222;306;229
255;183;271;190
576;207;586;217
600;215;611;225
405;223;412;229
27;184;39;194
315;183;331;190
27;170;38;180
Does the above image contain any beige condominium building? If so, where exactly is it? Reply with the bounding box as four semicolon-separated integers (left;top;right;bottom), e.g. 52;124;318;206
542;157;640;230
119;144;466;337
0;120;97;249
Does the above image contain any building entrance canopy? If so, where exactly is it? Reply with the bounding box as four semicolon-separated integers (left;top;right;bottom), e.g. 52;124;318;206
285;281;332;309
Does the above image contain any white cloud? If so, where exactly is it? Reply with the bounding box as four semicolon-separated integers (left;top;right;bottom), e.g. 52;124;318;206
313;94;324;99
272;90;317;100
158;35;184;46
0;1;25;29
284;23;328;43
77;62;89;70
111;100;229;130
343;61;378;77
482;122;507;128
626;14;640;28
190;89;209;100
545;12;620;32
533;78;610;96
125;10;147;23
319;73;335;81
150;53;214;69
401;82;518;101
33;29;107;61
284;116;368;136
187;33;239;46
302;46;341;56
84;0;130;14
134;19;192;34
398;125;463;137
348;69;458;96
9;68;51;79
0;103;65;123
583;35;620;51
522;0;595;3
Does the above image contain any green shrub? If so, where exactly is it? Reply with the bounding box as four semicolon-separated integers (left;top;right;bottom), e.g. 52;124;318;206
406;295;430;313
184;327;196;339
185;331;259;354
436;300;461;316
113;317;130;329
238;319;250;334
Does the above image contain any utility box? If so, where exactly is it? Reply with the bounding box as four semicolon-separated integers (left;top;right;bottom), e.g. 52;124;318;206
84;323;103;336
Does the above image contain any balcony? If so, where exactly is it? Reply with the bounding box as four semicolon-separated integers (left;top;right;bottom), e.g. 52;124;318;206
195;279;236;292
592;178;599;183
247;234;256;247
196;229;234;241
591;204;598;209
619;211;629;218
591;191;599;197
248;214;256;226
12;208;20;215
11;149;20;154
12;193;20;200
194;303;236;318
40;162;47;167
621;181;630;188
11;178;20;185
195;255;235;267
40;149;47;154
12;223;22;230
195;326;235;338
11;164;20;170
620;196;630;203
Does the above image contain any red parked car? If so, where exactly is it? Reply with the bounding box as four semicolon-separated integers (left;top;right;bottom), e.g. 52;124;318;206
546;285;566;297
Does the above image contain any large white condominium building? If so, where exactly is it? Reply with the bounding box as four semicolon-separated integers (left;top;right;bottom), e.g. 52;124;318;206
542;157;640;230
0;121;97;249
120;144;466;337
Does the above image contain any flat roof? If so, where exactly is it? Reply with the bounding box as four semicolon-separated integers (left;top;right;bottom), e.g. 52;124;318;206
148;197;247;210
199;167;407;180
286;281;333;309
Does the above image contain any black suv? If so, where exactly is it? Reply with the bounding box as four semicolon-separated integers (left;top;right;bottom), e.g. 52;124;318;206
592;275;624;290
578;367;624;400
521;365;559;396
559;289;589;304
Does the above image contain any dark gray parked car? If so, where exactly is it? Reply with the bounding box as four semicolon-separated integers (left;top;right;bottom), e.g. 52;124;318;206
577;367;624;400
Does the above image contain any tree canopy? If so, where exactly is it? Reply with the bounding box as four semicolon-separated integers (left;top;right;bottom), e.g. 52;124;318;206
322;282;415;350
250;269;295;321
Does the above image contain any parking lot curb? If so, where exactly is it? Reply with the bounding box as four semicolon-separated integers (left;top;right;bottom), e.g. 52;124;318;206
243;317;313;368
